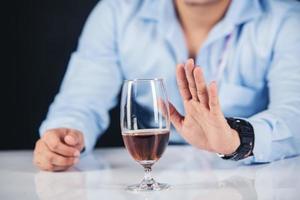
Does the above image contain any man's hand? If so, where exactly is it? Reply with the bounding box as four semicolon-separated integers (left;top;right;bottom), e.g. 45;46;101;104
170;59;240;155
33;128;85;171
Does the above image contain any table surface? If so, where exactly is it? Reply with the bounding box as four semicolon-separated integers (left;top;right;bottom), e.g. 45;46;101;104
0;146;299;200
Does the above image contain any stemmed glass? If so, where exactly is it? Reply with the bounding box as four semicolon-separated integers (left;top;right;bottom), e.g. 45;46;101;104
120;78;171;192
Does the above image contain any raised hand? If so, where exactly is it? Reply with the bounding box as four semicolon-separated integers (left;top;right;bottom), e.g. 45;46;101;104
170;59;240;155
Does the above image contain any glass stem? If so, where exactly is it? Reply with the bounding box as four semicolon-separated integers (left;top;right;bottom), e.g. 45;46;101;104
143;167;154;183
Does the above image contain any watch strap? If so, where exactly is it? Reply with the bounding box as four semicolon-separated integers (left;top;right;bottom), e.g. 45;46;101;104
221;118;255;161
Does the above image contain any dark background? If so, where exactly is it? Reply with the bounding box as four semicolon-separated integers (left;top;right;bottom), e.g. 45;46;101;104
2;0;124;150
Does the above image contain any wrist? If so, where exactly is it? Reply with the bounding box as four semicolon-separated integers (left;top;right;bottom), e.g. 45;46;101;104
218;128;240;155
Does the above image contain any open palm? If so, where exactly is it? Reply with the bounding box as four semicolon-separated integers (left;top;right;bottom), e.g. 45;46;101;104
170;59;240;155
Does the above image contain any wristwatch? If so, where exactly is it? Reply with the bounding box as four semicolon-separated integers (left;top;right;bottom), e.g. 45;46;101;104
218;117;255;161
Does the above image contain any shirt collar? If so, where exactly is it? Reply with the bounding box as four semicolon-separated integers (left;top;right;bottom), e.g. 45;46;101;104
224;0;263;26
138;0;263;26
137;0;161;22
203;0;263;46
137;0;264;61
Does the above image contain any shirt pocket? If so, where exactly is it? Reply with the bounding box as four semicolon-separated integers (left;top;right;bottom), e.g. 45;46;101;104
219;82;258;117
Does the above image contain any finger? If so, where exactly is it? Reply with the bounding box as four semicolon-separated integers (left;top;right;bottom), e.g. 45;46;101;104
64;130;84;151
36;161;70;172
176;64;192;101
169;102;184;131
33;140;46;168
64;131;79;146
35;161;55;171
208;81;222;115
42;133;80;157
45;150;78;167
184;59;198;101
33;143;56;171
33;141;75;171
35;156;72;172
37;140;78;166
193;67;209;108
158;98;168;118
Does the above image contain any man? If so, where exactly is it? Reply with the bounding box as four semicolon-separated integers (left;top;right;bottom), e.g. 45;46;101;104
33;0;300;171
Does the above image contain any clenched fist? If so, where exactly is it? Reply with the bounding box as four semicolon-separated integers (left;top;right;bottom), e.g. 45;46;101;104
33;128;85;171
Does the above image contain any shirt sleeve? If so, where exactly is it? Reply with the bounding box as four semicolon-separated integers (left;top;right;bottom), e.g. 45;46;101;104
243;9;300;163
39;0;123;155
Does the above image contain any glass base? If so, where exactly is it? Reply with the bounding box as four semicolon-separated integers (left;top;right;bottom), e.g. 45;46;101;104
126;178;170;192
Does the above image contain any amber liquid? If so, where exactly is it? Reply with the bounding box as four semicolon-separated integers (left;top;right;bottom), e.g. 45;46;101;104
122;129;169;166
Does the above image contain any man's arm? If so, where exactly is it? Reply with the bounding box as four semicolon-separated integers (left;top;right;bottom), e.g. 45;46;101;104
245;10;300;163
39;0;122;154
168;9;300;164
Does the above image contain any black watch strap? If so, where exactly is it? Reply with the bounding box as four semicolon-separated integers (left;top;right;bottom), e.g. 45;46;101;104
220;118;255;161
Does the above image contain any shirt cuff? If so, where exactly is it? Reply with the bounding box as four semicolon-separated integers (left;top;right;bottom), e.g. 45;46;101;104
243;118;272;163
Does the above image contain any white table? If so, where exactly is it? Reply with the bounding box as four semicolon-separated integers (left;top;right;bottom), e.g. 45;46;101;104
0;146;299;200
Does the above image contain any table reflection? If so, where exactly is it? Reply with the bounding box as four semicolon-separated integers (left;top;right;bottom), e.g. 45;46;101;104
34;151;300;200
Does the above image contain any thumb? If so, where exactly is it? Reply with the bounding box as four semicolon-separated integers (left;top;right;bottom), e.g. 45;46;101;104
169;102;184;132
64;130;80;146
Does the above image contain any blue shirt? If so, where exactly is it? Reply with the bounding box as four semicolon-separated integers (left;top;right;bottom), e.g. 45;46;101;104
40;0;300;163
